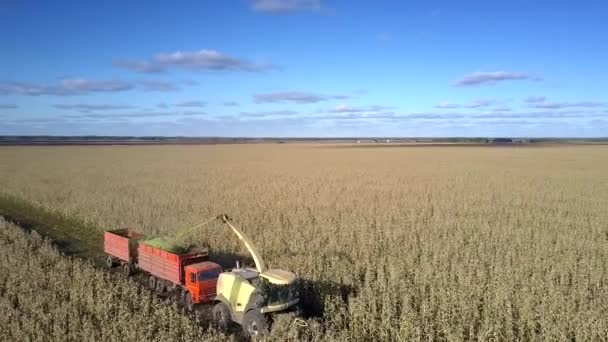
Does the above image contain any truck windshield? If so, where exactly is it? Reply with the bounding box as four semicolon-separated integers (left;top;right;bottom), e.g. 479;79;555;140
198;268;222;281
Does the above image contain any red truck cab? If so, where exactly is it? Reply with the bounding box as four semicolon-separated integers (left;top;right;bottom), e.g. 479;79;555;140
185;261;223;304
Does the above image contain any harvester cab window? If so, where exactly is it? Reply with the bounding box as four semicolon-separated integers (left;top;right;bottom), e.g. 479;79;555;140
189;273;196;283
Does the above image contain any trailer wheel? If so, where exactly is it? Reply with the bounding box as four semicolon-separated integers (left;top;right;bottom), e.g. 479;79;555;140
242;309;269;337
155;279;166;294
148;276;157;290
212;302;232;331
105;256;115;268
122;263;133;276
184;293;194;312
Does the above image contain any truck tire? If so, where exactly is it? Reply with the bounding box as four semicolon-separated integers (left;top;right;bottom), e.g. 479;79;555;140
148;276;157;290
242;309;269;337
122;263;133;276
105;256;115;268
184;293;194;312
212;302;231;331
179;289;187;303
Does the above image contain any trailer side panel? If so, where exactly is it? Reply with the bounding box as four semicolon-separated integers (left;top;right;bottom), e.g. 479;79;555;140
138;243;182;285
104;231;131;262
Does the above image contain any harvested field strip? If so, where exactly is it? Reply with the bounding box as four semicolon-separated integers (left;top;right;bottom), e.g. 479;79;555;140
0;194;102;261
0;218;227;342
0;196;320;341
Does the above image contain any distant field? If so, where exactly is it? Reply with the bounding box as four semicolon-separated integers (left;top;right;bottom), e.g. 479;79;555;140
1;144;608;340
321;143;563;148
1;136;606;146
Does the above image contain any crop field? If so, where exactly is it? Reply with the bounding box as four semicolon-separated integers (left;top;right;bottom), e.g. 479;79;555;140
0;218;231;341
1;144;608;341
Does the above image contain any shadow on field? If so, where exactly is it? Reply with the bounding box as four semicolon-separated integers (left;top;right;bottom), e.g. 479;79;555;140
296;278;358;318
208;250;253;269
209;250;358;319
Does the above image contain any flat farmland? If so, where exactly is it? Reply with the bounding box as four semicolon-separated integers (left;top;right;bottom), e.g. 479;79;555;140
1;144;608;341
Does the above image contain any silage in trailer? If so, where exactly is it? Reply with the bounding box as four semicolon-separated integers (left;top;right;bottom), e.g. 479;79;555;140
142;237;189;254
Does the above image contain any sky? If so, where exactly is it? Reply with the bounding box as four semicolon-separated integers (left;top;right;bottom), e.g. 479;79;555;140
1;0;607;137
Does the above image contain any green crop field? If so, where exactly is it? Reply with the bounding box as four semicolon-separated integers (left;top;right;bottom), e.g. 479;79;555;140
1;144;608;341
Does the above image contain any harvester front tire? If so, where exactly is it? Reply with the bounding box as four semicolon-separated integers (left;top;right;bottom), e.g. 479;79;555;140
184;293;194;312
242;309;269;337
212;302;231;331
294;303;304;317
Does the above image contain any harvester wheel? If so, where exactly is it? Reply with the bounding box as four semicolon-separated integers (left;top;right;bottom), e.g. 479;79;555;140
122;263;132;276
105;256;115;268
242;309;269;337
212;302;231;331
294;303;304;317
184;293;194;312
148;276;157;290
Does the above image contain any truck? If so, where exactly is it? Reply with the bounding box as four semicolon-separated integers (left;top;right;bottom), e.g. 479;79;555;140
104;228;222;309
104;216;300;337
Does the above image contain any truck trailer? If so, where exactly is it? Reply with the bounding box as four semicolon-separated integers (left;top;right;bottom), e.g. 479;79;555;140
104;229;222;309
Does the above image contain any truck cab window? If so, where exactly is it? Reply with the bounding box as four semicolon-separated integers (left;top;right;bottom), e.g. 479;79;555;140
198;268;222;281
190;273;196;283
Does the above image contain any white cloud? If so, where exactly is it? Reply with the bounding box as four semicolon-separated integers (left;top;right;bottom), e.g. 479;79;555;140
455;71;535;86
255;91;349;103
175;100;206;108
328;104;394;113
0;79;133;96
434;99;495;109
53;104;135;111
140;80;178;92
251;0;321;13
530;101;605;109
116;49;273;73
525;96;546;103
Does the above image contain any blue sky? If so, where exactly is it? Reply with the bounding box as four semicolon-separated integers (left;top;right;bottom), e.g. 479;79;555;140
1;0;607;137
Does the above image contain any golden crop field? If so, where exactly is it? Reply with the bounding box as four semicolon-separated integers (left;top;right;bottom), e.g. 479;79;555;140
1;144;608;341
0;218;226;342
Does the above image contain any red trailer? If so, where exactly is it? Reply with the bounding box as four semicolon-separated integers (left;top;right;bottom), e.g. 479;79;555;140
104;229;143;268
104;229;222;310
